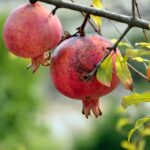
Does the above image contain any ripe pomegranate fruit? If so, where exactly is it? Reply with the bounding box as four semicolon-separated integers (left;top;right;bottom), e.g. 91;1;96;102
50;35;120;118
3;2;62;72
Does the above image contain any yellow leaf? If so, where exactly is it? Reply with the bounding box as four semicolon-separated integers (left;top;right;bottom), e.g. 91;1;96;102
135;42;150;49
92;0;103;8
126;49;150;58
9;52;18;59
122;92;150;109
111;39;131;48
140;128;150;137
116;53;133;91
116;118;130;131
91;15;102;27
121;140;136;150
91;0;103;27
96;54;113;86
131;57;147;63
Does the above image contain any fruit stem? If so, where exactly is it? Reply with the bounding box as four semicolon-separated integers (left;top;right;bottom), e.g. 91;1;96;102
51;6;59;15
78;13;90;36
29;0;37;4
70;0;101;35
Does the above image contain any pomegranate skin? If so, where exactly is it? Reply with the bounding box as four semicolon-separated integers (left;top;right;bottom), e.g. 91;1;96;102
3;2;62;58
50;35;120;118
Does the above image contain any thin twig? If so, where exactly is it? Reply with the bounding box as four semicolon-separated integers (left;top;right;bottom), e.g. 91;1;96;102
70;0;101;35
135;0;149;42
82;12;101;35
109;25;132;50
29;0;37;3
85;25;132;80
109;20;149;81
51;6;59;14
128;63;149;81
109;20;132;47
78;13;90;36
37;0;150;30
132;0;136;18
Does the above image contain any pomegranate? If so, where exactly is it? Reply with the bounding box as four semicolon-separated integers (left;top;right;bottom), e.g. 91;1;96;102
50;35;120;118
3;2;62;72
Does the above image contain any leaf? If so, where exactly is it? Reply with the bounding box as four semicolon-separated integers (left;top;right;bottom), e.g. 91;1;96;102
92;0;103;8
9;52;18;59
135;42;150;49
121;140;136;150
91;0;103;27
96;54;112;86
122;92;150;109
116;118;130;131
131;57;147;63
140;128;150;137
146;66;150;80
138;140;146;150
116;53;133;91
128;116;150;142
126;49;150;58
111;39;131;48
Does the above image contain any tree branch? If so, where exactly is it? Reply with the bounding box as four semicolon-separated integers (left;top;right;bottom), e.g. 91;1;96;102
37;0;150;30
108;20;149;81
128;63;149;81
135;0;149;42
109;25;131;50
132;0;136;18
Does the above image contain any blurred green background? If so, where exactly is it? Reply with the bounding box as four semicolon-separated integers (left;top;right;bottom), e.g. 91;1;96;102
0;0;150;150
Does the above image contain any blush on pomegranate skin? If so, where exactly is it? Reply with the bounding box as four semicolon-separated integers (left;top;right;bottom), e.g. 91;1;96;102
3;2;62;72
50;35;120;118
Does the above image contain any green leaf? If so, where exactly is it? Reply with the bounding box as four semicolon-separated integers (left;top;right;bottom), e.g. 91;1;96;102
91;0;103;27
116;118;130;131
135;42;150;49
121;140;136;150
96;54;112;86
140;128;150;137
126;49;150;58
111;39;131;48
116;53;133;91
128;116;150;142
122;92;150;109
137;140;146;150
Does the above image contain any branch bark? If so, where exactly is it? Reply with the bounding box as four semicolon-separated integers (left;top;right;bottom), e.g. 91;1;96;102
37;0;150;30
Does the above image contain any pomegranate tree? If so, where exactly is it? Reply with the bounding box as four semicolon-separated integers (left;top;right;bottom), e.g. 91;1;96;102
3;2;62;72
50;35;120;118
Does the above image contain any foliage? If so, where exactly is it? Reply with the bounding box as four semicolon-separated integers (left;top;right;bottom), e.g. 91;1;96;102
91;0;103;29
0;14;59;150
1;0;150;149
96;54;113;86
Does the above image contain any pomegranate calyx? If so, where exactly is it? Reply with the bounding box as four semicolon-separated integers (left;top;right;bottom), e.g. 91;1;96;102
82;97;102;119
28;52;51;73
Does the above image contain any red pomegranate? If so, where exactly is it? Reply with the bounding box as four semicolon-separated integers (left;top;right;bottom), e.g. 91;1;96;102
50;35;120;118
3;2;62;72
